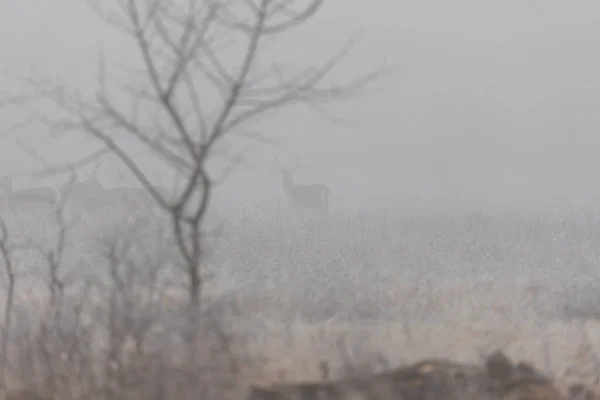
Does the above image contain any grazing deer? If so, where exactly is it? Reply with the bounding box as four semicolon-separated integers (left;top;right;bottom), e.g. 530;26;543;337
274;157;330;213
59;159;115;213
0;174;58;215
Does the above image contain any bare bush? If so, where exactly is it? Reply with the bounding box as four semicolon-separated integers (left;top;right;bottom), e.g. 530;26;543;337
0;206;250;399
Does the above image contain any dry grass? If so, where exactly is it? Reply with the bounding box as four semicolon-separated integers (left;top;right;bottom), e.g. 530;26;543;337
211;207;600;386
2;205;600;398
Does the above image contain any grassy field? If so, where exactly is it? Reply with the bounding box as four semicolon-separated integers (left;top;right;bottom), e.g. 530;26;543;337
208;207;600;384
2;205;600;397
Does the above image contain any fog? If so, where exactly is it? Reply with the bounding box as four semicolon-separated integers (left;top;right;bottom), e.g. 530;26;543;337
1;1;600;213
3;4;600;390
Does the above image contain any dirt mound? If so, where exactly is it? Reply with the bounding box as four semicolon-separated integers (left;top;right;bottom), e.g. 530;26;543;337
248;351;598;400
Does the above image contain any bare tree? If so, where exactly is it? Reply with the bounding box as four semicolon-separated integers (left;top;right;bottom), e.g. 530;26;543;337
4;0;381;309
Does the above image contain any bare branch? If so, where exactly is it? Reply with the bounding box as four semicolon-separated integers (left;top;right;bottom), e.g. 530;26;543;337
81;115;172;211
300;97;357;127
165;3;219;100
97;94;193;171
183;71;209;141
213;146;254;186
129;3;203;161
85;0;134;34
222;34;383;132
204;0;267;162
217;0;324;34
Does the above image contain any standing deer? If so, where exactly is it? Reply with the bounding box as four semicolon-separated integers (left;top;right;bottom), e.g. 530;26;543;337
275;157;330;213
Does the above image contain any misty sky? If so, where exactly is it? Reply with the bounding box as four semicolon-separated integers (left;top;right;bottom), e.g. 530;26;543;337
1;1;600;212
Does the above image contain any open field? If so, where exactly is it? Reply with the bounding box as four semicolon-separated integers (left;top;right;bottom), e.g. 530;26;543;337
2;205;600;398
205;208;600;385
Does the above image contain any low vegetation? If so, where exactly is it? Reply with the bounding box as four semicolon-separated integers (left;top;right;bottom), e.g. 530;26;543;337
0;205;599;398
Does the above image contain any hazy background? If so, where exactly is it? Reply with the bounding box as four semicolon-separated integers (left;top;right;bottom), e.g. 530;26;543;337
1;0;600;213
3;3;600;385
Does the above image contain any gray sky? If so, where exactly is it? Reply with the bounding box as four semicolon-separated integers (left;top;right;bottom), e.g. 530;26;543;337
1;1;600;212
